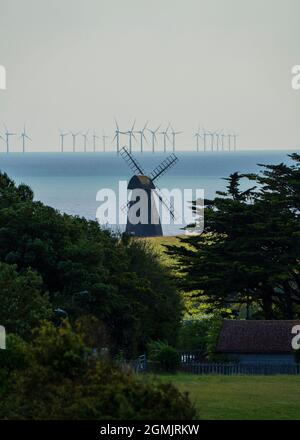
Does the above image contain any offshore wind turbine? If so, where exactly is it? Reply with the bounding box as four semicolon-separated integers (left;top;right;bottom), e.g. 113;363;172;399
147;124;161;153
135;121;148;153
3;125;17;153
60;130;69;152
202;129;208;152
194;125;202;152
206;130;216;151
0;133;5;152
170;125;183;152
20;125;32;153
215;130;223;152
112;119;126;154
92;129;100;152
228;133;232;151
71;131;81;152
221;133;226;151
82;130;89;152
232;132;238;151
125;120;137;153
159;123;171;153
102;131;109;152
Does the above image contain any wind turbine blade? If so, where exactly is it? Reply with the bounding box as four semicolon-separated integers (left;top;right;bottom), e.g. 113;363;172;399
155;124;161;133
114;118;119;130
131;119;136;131
142;132;148;143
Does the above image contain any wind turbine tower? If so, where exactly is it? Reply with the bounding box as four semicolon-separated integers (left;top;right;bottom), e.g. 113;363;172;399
82;130;89;152
147;124;161;153
126;120;137;153
60;130;69;152
194;126;202;152
102;131;109;152
170;126;182;152
71;132;80;152
215;130;223;152
232;132;238;151
159;124;171;153
135;121;148;153
112;119;126;154
20;125;32;153
3;125;16;153
92;130;100;152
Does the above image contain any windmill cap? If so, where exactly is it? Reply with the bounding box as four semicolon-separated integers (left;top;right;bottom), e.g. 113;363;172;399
128;175;155;190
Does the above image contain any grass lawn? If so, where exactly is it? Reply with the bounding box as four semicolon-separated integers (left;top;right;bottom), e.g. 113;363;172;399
144;235;186;268
157;374;300;420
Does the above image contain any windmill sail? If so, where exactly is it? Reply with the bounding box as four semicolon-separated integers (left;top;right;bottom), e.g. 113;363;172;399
153;185;177;220
150;153;178;182
120;147;145;175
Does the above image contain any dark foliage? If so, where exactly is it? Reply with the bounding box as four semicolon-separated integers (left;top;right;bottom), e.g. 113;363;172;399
0;173;182;356
168;154;300;319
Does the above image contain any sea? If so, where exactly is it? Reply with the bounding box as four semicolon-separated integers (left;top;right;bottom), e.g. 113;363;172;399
0;150;295;236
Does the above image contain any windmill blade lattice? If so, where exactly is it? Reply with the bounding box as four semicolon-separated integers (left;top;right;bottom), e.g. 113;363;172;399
120;147;145;175
150;153;178;182
153;185;177;220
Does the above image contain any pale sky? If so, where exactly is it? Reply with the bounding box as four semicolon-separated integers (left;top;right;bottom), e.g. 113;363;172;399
0;0;300;151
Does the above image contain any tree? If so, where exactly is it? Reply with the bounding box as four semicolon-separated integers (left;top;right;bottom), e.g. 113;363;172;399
0;173;182;355
168;155;300;319
0;322;195;420
0;263;52;339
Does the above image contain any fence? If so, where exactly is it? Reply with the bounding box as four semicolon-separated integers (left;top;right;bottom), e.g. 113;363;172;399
181;362;300;375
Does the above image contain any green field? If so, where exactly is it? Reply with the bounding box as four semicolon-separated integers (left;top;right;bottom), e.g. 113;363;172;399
157;374;300;420
144;235;185;268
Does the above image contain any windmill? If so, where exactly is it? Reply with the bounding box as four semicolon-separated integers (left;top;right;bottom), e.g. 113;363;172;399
135;121;148;153
147;124;161;153
71;131;80;152
120;147;179;237
60;130;69;152
82;130;89;152
20;125;32;153
159;123;171;153
92;129;100;152
102;131;109;152
2;125;17;153
125;119;137;153
170;125;182;152
112;119;126;154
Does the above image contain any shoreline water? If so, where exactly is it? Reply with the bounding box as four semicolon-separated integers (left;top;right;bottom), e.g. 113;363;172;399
0;150;296;235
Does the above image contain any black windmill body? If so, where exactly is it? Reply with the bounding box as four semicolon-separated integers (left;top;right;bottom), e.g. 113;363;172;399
120;147;179;237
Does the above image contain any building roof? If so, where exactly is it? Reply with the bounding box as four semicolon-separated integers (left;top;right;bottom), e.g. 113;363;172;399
128;175;155;190
216;320;300;354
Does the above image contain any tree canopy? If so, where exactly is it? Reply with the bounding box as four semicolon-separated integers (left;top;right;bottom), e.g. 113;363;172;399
168;154;300;319
0;172;182;356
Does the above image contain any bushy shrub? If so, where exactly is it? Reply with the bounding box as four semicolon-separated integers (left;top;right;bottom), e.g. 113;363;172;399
0;323;195;420
148;341;181;373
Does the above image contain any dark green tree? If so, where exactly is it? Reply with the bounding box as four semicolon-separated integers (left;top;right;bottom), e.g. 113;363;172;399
0;173;181;356
168;155;300;319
